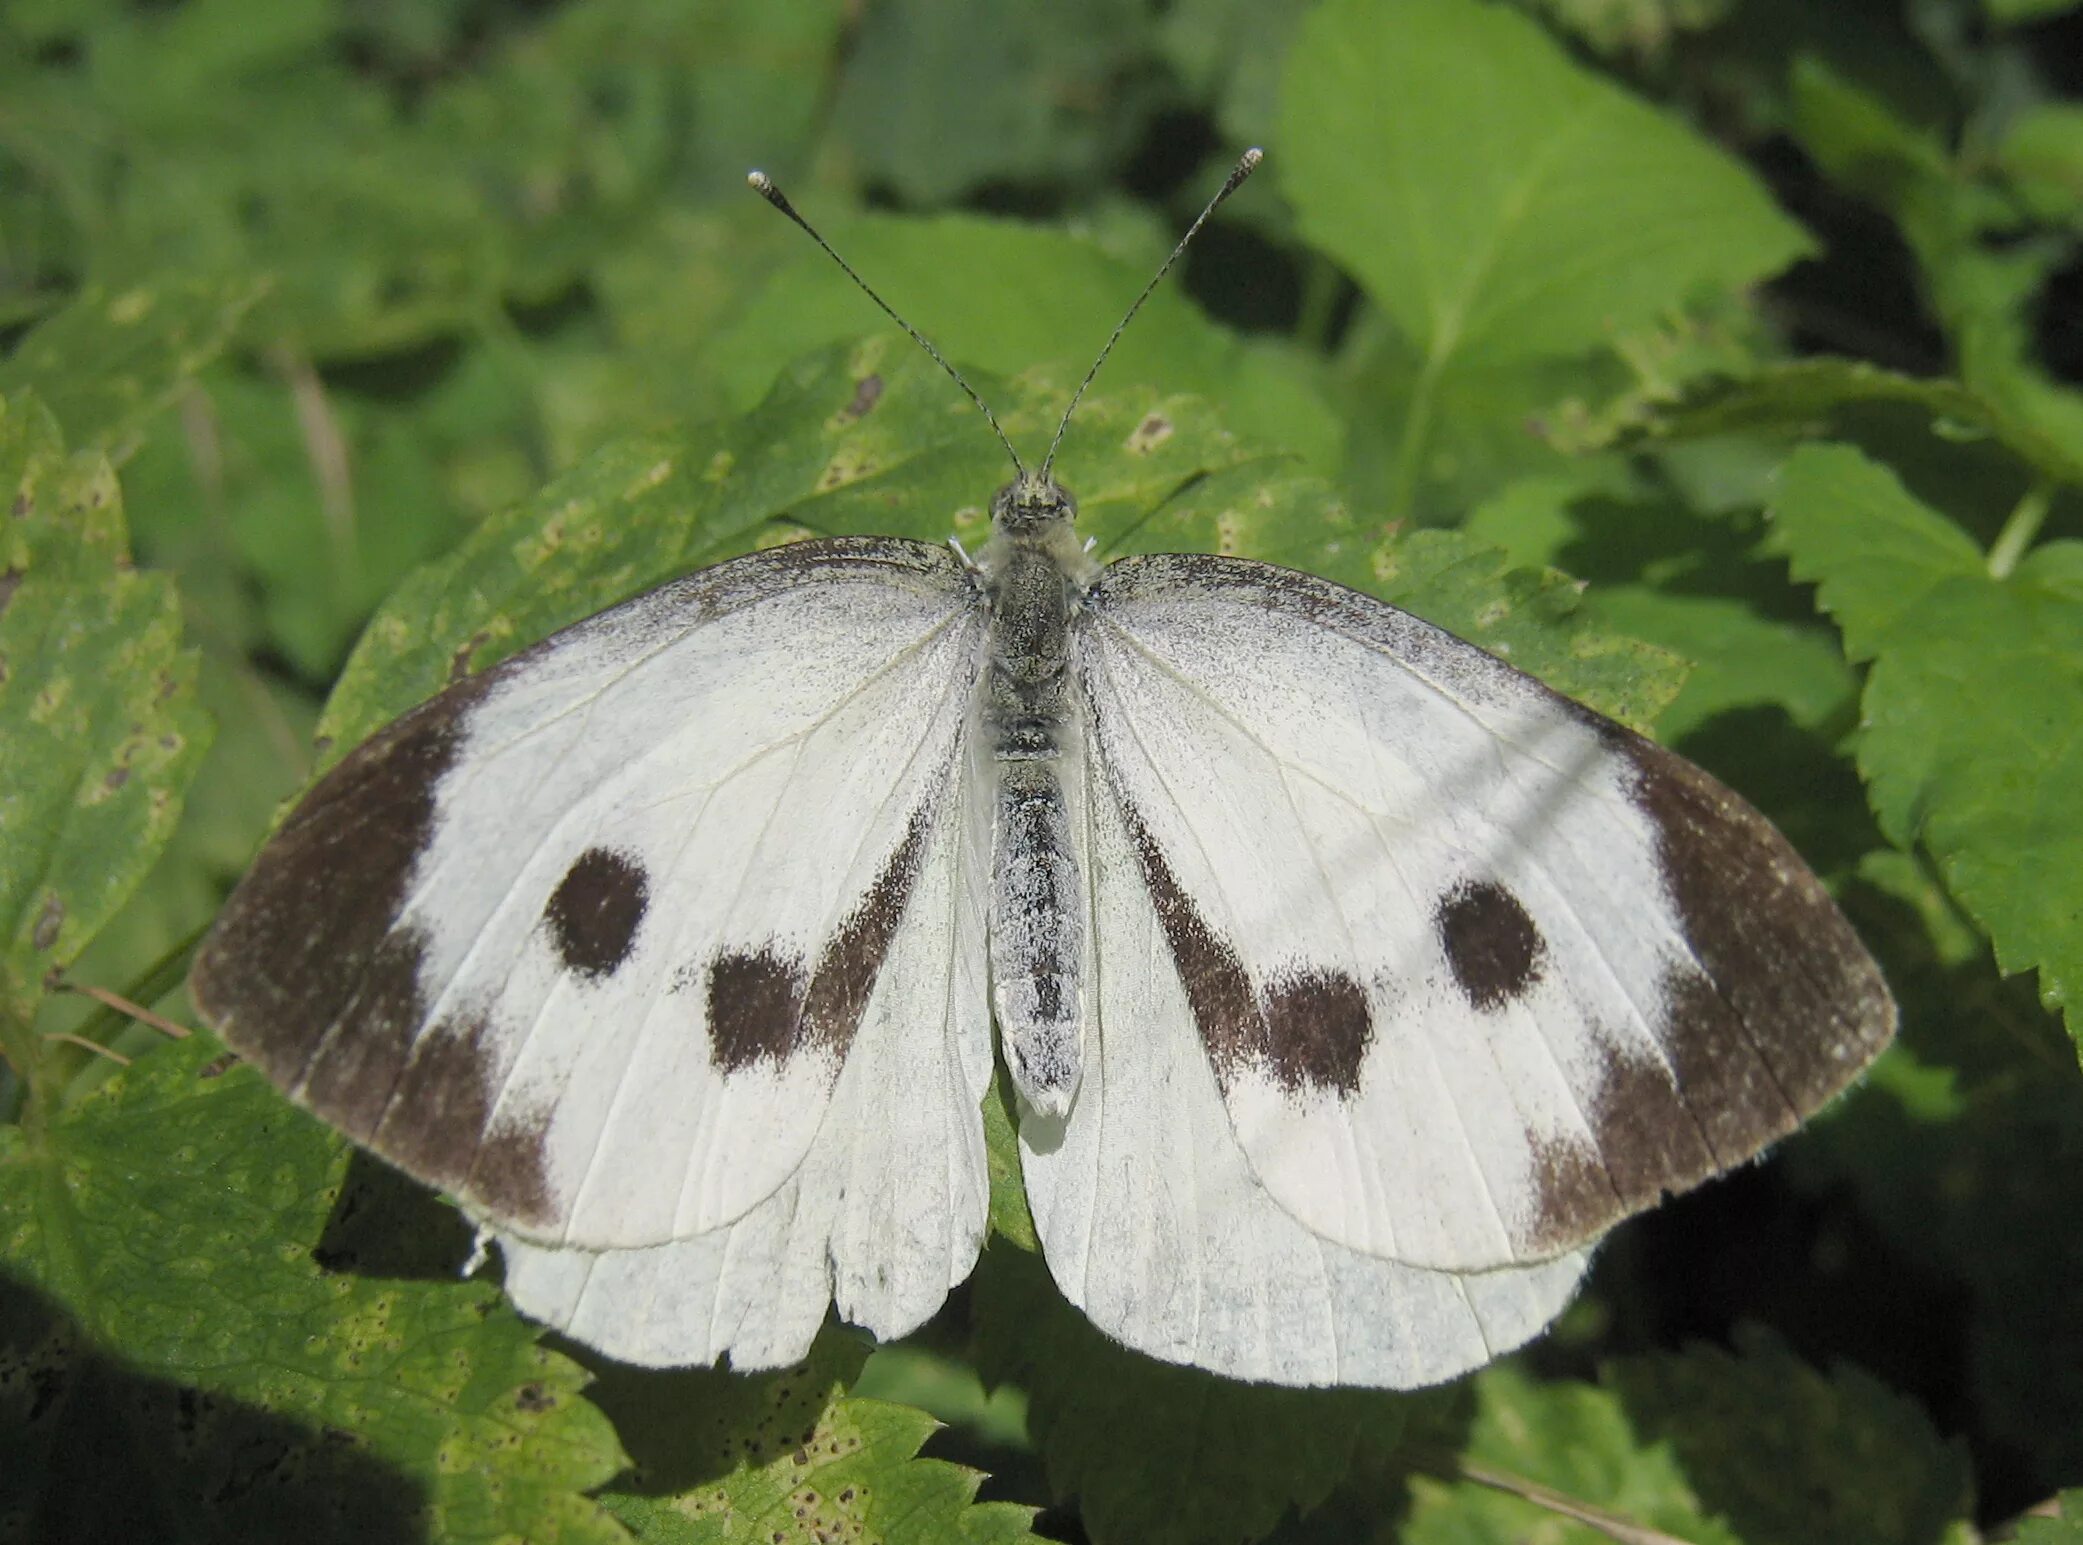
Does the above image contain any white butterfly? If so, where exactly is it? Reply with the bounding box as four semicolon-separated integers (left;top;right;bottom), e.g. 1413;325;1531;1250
190;151;1894;1389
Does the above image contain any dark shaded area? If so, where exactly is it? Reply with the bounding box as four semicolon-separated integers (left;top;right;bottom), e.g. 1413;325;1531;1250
313;1150;478;1281
0;1270;428;1544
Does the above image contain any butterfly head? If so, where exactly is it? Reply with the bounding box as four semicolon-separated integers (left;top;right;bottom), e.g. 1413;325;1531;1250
991;471;1078;537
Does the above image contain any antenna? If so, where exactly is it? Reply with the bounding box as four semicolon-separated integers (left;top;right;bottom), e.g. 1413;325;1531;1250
1039;147;1263;481
749;148;1264;487
747;170;1025;476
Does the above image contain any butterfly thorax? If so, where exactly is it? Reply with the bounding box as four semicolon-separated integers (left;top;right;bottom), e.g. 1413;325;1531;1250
978;473;1094;1118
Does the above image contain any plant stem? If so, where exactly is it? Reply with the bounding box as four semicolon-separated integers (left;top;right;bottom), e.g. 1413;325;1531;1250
1389;344;1448;523
1987;478;2052;580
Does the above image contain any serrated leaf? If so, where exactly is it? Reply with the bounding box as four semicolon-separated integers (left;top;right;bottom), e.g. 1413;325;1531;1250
588;1332;1039;1544
1398;1364;1740;1544
972;1240;1418;1545
1282;0;1810;370
1607;1329;1975;1545
1769;444;2083;1039
0;277;266;455
1788;59;2083;481
0;1034;627;1543
0;394;210;1041
1594;357;2083;492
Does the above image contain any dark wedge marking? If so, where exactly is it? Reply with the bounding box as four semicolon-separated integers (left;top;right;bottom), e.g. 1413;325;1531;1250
1436;880;1545;1012
707;945;809;1075
705;806;935;1075
1121;796;1372;1099
544;846;650;979
1119;800;1262;1090
803;806;933;1052
1260;969;1372;1096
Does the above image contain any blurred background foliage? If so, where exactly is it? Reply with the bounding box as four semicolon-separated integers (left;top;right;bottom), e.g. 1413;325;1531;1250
4;0;2083;1540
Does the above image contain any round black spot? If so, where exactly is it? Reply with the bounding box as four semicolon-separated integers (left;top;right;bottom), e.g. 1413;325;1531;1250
1437;880;1545;1011
544;847;649;978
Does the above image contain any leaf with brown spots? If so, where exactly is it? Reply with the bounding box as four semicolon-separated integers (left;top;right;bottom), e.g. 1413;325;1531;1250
0;394;210;1055
590;1331;1042;1544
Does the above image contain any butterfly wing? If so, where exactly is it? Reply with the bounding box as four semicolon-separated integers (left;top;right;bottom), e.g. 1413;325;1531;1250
193;536;991;1260
1016;734;1587;1388
1071;553;1894;1275
493;719;994;1368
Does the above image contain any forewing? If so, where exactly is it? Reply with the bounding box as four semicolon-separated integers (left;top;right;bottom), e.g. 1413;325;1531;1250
495;729;994;1367
1018;745;1587;1389
1076;554;1894;1273
193;537;987;1251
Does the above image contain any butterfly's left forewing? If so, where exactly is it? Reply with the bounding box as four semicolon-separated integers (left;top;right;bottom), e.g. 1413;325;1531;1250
1068;553;1893;1277
194;538;992;1268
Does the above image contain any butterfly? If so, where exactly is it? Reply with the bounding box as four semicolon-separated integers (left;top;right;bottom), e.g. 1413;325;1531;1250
189;150;1894;1390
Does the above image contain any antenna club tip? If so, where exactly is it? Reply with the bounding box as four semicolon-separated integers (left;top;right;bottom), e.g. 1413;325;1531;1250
1242;147;1264;167
747;170;771;190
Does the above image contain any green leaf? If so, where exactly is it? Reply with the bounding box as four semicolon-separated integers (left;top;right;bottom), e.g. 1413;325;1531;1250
315;341;1325;753
1997;103;2083;227
1397;1364;1740;1544
0;277;266;455
1607;1330;1975;1545
1788;59;2083;480
1983;0;2082;21
1584;357;2083;492
693;209;1341;473
827;0;1158;204
1769;444;2083;1039
2017;1493;2083;1543
1157;0;1313;143
971;1240;1417;1545
0;394;210;1040
1282;0;1810;369
589;1333;1040;1543
0;1034;627;1543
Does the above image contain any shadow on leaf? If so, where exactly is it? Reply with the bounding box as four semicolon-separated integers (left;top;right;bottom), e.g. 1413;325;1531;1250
0;1269;428;1543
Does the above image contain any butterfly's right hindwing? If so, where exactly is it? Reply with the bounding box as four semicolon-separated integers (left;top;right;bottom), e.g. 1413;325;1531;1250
193;537;990;1260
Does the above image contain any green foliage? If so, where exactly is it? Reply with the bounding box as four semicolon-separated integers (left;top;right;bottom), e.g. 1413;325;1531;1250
0;393;209;1040
1399;1364;1741;1544
1770;445;2083;1036
588;1334;1039;1543
0;1033;626;1543
4;0;2081;1540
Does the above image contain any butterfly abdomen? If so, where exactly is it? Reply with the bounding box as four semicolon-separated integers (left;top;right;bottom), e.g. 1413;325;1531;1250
981;484;1092;1117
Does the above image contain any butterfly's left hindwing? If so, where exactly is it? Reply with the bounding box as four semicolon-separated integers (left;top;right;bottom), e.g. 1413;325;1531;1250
1069;554;1894;1276
194;538;991;1275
